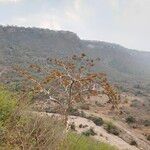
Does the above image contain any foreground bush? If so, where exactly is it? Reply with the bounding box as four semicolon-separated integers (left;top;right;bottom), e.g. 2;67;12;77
3;114;64;149
0;86;65;150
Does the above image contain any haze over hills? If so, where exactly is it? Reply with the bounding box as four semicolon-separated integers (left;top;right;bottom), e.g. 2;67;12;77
0;25;150;83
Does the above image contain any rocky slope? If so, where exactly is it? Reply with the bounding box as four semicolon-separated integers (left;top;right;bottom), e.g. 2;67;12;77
36;112;150;150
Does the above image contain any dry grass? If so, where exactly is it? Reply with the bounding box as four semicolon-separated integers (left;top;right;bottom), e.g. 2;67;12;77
0;86;65;150
2;114;65;150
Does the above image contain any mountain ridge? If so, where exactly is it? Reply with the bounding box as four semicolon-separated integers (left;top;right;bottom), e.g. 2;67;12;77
0;25;150;83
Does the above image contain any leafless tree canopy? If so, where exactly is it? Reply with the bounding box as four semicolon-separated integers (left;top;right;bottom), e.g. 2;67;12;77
15;54;120;125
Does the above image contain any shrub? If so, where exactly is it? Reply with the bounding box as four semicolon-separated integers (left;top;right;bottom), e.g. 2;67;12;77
82;128;97;136
135;91;143;96
126;116;136;124
79;124;88;128
79;124;83;128
68;107;80;116
68;108;87;118
87;116;104;126
147;135;150;141
79;111;86;118
79;103;90;110
104;122;119;136
70;122;76;131
10;82;21;92
143;120;150;127
130;140;137;146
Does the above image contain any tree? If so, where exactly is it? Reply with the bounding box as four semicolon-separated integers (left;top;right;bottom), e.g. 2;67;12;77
15;54;120;126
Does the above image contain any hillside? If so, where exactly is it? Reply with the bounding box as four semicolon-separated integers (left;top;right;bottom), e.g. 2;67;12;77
0;25;150;84
0;25;150;150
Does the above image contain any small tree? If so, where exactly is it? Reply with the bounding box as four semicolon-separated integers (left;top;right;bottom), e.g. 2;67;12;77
15;54;120;126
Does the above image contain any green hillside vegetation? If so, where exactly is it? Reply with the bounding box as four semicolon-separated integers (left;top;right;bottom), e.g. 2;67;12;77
0;85;17;126
61;132;117;150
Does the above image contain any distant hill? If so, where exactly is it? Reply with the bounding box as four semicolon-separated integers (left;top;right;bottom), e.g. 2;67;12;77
0;25;150;83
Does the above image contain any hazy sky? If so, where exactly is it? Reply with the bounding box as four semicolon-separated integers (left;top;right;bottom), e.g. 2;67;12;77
0;0;150;51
